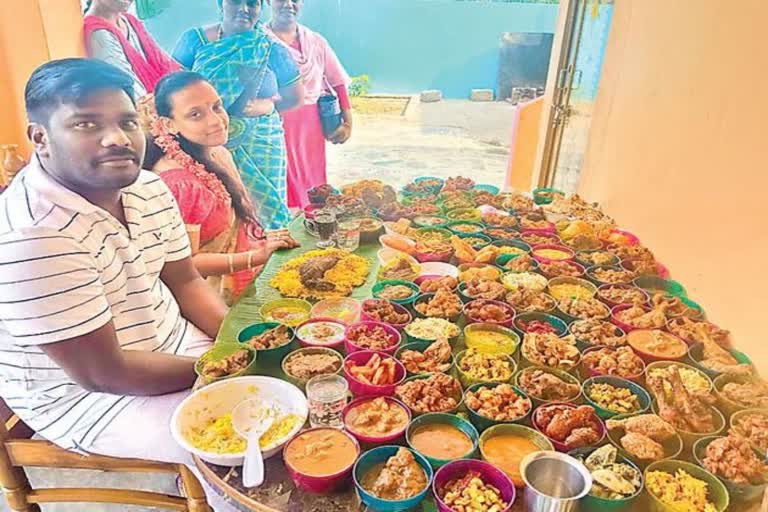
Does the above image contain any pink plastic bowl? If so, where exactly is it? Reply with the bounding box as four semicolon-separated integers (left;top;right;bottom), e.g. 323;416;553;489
295;317;347;350
433;460;516;512
532;403;606;452
360;299;413;332
414;248;453;263
344;321;402;356
531;244;576;264
463;299;516;328
344;350;407;397
605;229;640;246
342;396;412;444
520;231;561;246
284;427;360;493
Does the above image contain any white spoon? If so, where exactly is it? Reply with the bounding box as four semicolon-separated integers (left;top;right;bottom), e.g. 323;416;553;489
232;398;277;488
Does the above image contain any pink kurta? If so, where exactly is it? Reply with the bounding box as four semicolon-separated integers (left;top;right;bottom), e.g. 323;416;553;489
268;24;351;208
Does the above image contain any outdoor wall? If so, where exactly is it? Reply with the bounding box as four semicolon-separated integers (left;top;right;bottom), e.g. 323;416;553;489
579;0;768;374
144;0;559;98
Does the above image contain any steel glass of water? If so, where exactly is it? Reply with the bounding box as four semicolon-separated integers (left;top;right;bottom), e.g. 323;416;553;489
336;219;361;253
306;374;349;428
314;208;338;249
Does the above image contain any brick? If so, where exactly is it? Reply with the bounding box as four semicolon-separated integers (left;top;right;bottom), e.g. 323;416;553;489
420;90;443;103
471;89;494;102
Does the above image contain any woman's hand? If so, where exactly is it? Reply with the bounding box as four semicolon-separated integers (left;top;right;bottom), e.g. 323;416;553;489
329;122;352;144
244;98;275;117
267;228;301;249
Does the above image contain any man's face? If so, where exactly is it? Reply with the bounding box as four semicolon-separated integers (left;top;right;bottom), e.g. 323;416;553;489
30;89;145;192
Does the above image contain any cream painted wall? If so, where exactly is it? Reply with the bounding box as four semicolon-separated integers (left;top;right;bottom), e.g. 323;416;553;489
579;1;768;375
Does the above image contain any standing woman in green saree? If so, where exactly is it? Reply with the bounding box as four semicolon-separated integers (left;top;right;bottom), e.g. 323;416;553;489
172;0;304;229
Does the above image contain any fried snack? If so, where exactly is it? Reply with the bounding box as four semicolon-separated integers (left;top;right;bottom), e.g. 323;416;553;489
521;232;557;246
473;191;497;207
465;299;513;323
519;214;552;231
387;218;413;236
460;265;501;283
645;470;718;512
649;293;696;318
540;261;584;278
346;353;398;386
501;254;537;272
606;414;676;462
498;193;534;212
450;235;478;263
443;176;475;191
721;379;768;409
587;383;642;414
465;383;532;421
589;267;635;285
418;276;458;293
481;211;518;228
458;349;514;382
484;227;518;240
505;289;556;313
395;373;462;414
731;411;768;452
582;347;644;379
646;365;712;397
570;319;626;347
200;349;251;379
284;351;342;381
535;405;603;448
578;250;618;267
378;202;415;221
399;339;452;374
703;435;768;485
558;296;610;320
403;179;443;196
693;322;752;376
363;299;410;324
440;471;509;512
363;448;428;501
347;324;398;351
409;200;441;216
475;245;503;264
246;325;292;350
614;305;666;329
597;285;648;306
667;317;732;348
647;367;716;434
414;288;463;319
522;332;579;370
415;238;452;255
518;368;580;402
464;278;507;301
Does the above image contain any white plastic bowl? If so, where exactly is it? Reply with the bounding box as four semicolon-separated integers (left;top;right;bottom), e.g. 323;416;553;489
418;261;460;278
171;376;308;466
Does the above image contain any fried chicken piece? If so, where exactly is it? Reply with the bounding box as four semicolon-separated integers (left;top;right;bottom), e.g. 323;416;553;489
566;427;602;448
370;448;428;501
648;368;715;433
703;435;768;485
519;369;579;401
606;414;676;442
399;339;452;374
696;323;752;376
620;432;665;461
201;349;250;379
540;405;600;447
298;254;341;291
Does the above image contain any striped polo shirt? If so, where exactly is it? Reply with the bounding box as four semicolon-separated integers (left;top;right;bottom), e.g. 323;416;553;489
0;159;192;451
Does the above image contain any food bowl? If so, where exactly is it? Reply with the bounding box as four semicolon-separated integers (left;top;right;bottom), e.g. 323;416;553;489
644;460;729;512
344;350;407;397
433;459;516;512
576;250;620;268
360;299;413;331
603;229;640;247
484;227;520;242
445;208;481;222
404;318;461;347
729;409;768;453
621;258;669;279
491;239;531;256
379;233;417;255
377;247;420;269
463;299;516;328
414;274;459;292
712;373;765;417
533;187;565;205
310;297;361;324
237;322;296;373
633;275;687;298
457;280;505;304
597;284;650;309
171;376;308;466
414;226;452;242
371;280;420;306
520;230;561;247
342;396;411;444
412;215;448;229
458;263;502;283
259;298;312;327
692;436;768;503
194;343;258;385
456;232;492;249
464;383;532;431
479;424;554;488
626;329;688;363
463;323;520;356
531;244;575;264
414;244;454;264
496;253;540;274
418;261;460;279
397;374;464;416
610;304;655;334
395;341;457;377
581;376;652;420
446;221;485;236
513;312;569;338
532;403;606;452
284;427;360;494
605;412;683;470
548;276;598;301
455;350;517;388
344;321;402;356
412;292;463;322
580;346;647;383
281;346;343;390
475;183;501;195
567;446;644;512
356;216;385;243
650;401;725;451
586;265;636;287
538;260;586;280
513;366;583;407
353;446;434;512
295;317;347;350
406;413;479;469
519;218;556;235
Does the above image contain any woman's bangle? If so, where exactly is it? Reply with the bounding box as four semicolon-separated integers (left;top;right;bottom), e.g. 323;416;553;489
227;253;235;274
247;251;254;269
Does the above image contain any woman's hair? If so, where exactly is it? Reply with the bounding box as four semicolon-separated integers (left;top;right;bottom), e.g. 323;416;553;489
84;0;93;13
217;0;267;10
145;71;260;227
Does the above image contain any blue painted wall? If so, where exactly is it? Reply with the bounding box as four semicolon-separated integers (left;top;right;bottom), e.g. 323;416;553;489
145;0;559;98
571;3;614;101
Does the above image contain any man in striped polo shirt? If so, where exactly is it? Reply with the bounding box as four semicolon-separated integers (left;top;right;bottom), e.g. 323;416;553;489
0;59;238;506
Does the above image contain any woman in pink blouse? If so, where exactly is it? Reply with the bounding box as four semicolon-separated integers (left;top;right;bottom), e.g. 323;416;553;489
266;0;353;208
142;71;298;304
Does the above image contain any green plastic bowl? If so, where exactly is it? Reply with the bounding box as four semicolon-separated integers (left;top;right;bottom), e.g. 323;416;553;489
475;184;501;195
455;349;517;388
693;436;768;503
395;340;456;377
644;460;729;512
478;423;554;487
605;412;684;470
396;374;463;417
237;323;296;375
464;382;532;432
633;276;688;299
686;343;753;380
533;187;565;205
582;376;651;420
513;312;569;338
513;366;582;407
568;447;643;512
194;343;258;384
413;215;448;229
372;280;420;306
406;412;479;469
444;207;481;222
414;226;452;242
281;346;343;390
463;323;520;356
456;232;492;249
446;221;485;236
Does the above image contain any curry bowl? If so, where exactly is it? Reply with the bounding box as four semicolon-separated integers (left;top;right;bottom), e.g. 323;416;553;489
406;413;479;469
342;396;412;445
283;427;360;494
478;423;554;487
353;446;434;512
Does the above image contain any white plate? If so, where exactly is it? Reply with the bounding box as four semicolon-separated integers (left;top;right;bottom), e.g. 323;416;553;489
171;376;308;467
418;262;459;278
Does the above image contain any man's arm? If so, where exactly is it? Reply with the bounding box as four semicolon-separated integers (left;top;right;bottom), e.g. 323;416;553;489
160;255;228;340
41;321;197;396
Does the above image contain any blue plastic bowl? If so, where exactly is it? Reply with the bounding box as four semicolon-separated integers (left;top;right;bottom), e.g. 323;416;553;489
354;446;434;511
475;184;501;195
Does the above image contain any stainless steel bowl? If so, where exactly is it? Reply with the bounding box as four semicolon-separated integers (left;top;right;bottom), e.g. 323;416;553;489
521;451;592;512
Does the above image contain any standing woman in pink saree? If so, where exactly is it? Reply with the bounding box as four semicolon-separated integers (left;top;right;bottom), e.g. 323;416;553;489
266;0;353;209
